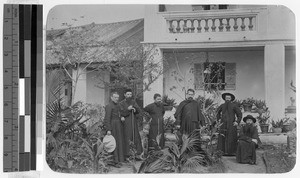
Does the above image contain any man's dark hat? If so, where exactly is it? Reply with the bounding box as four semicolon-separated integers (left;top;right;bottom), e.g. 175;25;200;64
221;93;235;101
124;88;133;94
243;115;256;123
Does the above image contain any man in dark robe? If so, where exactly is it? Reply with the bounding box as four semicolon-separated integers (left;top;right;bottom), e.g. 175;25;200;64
144;93;165;150
103;92;125;165
236;115;261;164
119;89;143;159
174;89;205;135
217;93;242;156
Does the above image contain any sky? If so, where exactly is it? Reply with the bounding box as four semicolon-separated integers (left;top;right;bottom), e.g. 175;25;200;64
46;4;145;30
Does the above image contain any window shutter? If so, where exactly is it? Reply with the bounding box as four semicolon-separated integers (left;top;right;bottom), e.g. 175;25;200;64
225;63;236;90
194;63;204;90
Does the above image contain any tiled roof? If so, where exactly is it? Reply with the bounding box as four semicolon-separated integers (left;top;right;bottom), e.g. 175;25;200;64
46;19;144;65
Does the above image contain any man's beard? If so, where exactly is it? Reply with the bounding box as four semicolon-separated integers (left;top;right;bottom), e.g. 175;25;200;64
155;102;162;106
187;97;193;100
244;124;254;136
125;97;132;101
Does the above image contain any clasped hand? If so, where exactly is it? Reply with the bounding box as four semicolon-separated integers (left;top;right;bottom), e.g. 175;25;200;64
128;105;136;112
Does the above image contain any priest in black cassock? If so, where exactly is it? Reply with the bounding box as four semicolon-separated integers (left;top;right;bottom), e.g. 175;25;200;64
119;89;143;159
144;93;165;150
236;115;261;165
216;93;242;156
174;89;205;135
103;92;125;164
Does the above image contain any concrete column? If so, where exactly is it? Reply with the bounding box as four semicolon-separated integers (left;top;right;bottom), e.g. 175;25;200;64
143;46;164;106
264;44;285;120
72;66;87;104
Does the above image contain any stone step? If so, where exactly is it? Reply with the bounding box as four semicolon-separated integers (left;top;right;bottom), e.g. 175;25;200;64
259;133;288;144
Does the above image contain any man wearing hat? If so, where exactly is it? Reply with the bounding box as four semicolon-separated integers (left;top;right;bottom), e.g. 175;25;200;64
236;115;261;164
216;93;242;156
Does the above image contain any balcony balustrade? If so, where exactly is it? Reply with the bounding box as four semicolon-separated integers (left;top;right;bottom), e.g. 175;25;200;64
163;10;259;33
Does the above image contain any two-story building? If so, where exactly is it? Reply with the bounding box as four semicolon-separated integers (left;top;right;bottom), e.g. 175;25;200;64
143;5;296;119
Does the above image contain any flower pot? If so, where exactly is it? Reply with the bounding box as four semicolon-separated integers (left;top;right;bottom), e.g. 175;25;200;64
243;104;252;112
260;124;269;133
282;124;291;133
165;129;172;133
272;127;282;133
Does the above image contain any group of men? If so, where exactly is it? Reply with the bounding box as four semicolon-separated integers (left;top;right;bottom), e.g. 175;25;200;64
104;88;260;167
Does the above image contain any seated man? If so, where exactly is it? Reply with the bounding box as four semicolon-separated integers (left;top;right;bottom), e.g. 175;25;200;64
236;115;261;165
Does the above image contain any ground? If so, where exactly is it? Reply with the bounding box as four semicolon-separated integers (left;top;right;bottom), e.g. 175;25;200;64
222;150;266;173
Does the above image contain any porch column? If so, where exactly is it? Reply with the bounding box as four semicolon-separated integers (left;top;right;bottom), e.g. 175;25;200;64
264;44;285;120
143;46;164;106
72;66;87;104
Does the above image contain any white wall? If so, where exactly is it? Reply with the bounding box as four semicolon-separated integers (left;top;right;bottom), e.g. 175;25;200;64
86;70;109;106
163;49;265;105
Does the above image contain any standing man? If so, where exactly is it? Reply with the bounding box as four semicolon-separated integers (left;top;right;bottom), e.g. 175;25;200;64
119;89;143;159
216;93;242;156
103;92;125;165
236;115;261;165
174;89;205;135
144;93;165;151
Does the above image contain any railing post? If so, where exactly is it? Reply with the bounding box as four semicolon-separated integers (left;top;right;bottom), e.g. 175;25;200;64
183;19;188;33
241;17;246;31
204;19;209;32
197;19;202;33
233;18;238;31
168;20;174;33
176;20;181;33
218;18;224;32
226;18;231;31
211;18;216;32
248;17;254;31
190;19;195;33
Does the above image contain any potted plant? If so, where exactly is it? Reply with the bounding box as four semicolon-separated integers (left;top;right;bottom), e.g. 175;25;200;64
281;117;294;133
242;97;255;112
234;99;243;110
162;95;177;111
271;119;284;133
257;109;270;133
164;115;176;133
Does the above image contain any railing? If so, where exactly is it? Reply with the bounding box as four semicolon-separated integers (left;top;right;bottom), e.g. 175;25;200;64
162;10;260;33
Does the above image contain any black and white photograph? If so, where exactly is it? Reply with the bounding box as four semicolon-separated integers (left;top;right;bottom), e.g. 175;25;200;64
45;4;296;174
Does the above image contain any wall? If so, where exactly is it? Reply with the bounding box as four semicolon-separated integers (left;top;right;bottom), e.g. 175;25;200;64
163;48;265;105
285;48;296;108
86;70;109;106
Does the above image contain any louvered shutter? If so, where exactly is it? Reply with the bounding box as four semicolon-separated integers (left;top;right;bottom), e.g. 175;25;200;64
194;63;204;90
224;63;236;90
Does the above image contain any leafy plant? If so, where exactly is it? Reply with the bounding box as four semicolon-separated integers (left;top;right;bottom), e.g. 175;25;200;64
254;99;266;109
162;95;177;107
138;131;209;173
256;108;270;125
271;119;284;128
242;97;255;106
195;95;219;125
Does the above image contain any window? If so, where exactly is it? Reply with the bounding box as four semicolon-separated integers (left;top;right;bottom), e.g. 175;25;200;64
194;62;236;91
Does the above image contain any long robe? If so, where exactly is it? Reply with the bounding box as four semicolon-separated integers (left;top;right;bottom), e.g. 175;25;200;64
216;102;242;155
174;99;205;135
144;103;165;150
119;99;143;156
103;101;125;162
236;124;261;164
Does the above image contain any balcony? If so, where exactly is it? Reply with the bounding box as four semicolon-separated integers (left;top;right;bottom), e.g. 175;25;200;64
162;9;262;34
